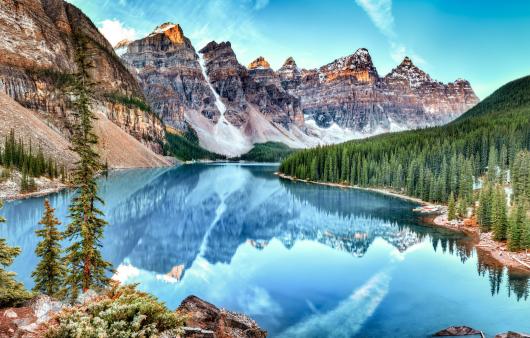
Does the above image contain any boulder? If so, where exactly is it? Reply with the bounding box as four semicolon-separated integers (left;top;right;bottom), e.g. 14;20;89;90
495;332;530;338
0;295;63;338
433;326;482;336
177;295;267;338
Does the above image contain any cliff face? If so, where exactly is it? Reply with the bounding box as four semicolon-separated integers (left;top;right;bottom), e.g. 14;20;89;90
0;0;165;156
280;49;480;132
123;26;308;156
121;23;221;130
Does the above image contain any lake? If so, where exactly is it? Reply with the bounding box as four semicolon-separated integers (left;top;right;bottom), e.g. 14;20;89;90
1;164;529;337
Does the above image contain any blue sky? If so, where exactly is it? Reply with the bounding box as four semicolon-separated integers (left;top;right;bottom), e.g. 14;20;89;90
68;0;530;99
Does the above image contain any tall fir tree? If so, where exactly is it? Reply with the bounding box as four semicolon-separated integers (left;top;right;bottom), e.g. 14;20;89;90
448;192;456;221
522;219;530;253
32;199;65;298
508;198;526;251
487;145;498;183
491;186;509;241
0;200;31;307
457;196;467;218
478;183;494;231
63;34;112;303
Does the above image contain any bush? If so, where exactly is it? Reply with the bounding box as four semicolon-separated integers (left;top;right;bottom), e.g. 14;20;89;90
46;284;184;338
104;92;152;112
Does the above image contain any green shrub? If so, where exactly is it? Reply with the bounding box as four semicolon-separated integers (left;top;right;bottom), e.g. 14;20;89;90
27;68;75;89
46;284;184;338
105;92;152;112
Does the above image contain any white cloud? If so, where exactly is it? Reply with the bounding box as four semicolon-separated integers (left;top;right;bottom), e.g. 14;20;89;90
98;19;137;46
355;0;395;38
355;0;426;66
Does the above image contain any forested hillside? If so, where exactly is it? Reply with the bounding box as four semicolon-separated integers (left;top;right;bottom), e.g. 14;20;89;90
280;76;530;206
238;142;295;162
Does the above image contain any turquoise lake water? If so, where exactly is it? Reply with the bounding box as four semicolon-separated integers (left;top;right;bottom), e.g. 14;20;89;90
1;164;529;337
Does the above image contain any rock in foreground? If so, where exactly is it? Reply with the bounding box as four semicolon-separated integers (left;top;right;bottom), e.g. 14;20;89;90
433;326;482;336
495;333;530;338
0;295;63;338
177;295;267;338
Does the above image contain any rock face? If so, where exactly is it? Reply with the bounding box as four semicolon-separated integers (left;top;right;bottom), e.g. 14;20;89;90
177;296;267;338
121;23;221;131
122;26;308;156
0;0;166;157
280;49;479;132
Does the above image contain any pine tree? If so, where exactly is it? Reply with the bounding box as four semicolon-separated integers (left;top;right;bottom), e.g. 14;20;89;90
522;219;530;252
487;145;498;183
63;34;112;303
457;196;467;218
448;192;456;221
478;183;494;231
508;199;526;252
492;186;509;241
32;199;65;297
0;200;31;307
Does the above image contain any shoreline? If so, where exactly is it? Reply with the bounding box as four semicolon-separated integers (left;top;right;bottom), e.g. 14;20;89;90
276;172;530;272
276;172;429;205
5;185;71;201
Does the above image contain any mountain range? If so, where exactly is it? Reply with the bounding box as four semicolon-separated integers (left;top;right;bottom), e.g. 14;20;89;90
118;22;479;156
0;1;479;164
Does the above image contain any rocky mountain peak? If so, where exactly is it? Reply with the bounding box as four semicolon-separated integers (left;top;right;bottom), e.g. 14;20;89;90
114;39;132;56
114;39;132;49
281;57;298;69
149;22;186;44
385;56;433;88
248;56;271;70
319;48;378;83
401;56;413;66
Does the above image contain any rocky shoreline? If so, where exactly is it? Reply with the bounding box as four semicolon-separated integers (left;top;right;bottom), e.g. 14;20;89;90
276;172;530;272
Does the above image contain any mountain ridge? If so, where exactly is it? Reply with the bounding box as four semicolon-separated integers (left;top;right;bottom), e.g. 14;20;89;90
118;21;479;157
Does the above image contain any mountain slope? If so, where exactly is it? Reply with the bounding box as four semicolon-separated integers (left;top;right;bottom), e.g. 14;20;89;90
0;93;77;166
0;92;170;168
0;0;167;166
456;75;530;120
279;75;530;204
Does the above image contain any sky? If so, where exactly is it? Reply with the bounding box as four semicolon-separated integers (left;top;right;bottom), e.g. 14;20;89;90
67;0;530;99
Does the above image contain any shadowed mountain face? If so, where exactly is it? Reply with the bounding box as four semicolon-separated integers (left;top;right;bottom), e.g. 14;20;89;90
2;164;529;337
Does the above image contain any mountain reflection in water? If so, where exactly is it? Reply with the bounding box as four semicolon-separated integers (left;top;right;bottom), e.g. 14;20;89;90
2;164;529;337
